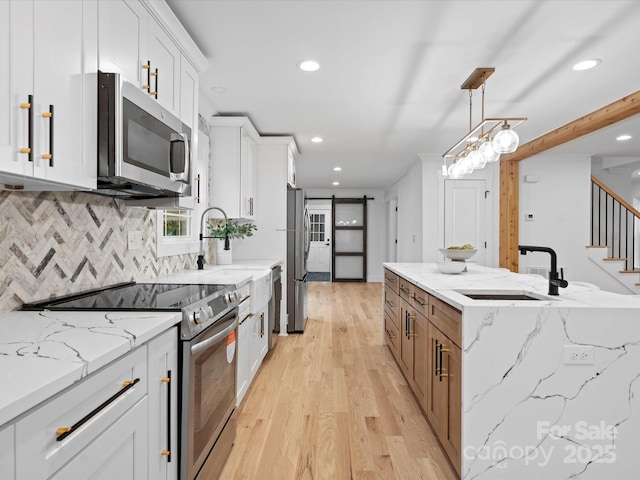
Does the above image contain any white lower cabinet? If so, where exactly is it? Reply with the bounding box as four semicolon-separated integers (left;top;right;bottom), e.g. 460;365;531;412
48;398;148;480
236;284;253;406
250;305;269;381
0;423;15;480
16;345;148;480
147;327;178;480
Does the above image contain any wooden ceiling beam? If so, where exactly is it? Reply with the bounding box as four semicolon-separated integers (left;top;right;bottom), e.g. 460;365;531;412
499;89;640;271
502;89;640;163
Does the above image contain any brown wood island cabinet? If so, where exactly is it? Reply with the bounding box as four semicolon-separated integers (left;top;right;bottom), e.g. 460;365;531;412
383;267;462;477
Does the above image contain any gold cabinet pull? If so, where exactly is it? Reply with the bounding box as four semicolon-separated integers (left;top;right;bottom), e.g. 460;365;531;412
41;154;52;160
161;450;171;456
142;61;151;91
42;104;54;166
42;111;52;118
21;94;34;161
161;376;171;383
56;378;140;442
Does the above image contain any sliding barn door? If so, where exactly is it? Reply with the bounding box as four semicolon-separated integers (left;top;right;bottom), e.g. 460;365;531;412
332;197;367;282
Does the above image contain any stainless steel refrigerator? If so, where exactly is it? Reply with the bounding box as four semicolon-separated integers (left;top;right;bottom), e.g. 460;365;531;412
287;187;309;333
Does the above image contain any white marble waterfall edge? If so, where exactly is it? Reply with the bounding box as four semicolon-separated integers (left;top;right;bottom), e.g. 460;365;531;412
384;263;640;479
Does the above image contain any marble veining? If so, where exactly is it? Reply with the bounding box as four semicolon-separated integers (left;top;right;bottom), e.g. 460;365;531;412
0;310;180;427
385;262;640;479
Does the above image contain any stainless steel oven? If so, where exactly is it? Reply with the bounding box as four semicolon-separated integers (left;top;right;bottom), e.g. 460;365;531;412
22;281;242;480
181;308;238;480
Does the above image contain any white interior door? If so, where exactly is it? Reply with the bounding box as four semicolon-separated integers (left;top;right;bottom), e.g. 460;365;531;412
444;179;487;266
307;205;331;273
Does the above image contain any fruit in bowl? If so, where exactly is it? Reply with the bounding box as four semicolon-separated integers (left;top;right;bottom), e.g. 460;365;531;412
439;245;477;261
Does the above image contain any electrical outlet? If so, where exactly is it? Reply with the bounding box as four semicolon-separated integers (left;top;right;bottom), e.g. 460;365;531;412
563;345;594;365
127;230;143;250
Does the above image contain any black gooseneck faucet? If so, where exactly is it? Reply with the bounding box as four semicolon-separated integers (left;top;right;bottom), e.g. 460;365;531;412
197;206;230;270
518;245;569;296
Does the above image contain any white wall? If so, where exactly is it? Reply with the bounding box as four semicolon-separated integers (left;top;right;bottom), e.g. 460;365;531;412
305;188;384;282
519;154;628;294
385;160;423;262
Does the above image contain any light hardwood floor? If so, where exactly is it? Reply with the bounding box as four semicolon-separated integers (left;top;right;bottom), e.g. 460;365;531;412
217;282;458;480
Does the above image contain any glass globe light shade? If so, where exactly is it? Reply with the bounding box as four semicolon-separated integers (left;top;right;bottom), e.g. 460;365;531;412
468;149;486;170
479;140;500;162
457;155;473;175
448;162;464;179
492;123;520;154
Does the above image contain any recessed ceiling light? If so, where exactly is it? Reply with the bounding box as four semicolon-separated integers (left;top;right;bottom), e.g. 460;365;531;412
311;136;323;143
210;86;227;93
332;181;340;186
616;134;632;141
298;60;320;72
333;166;342;171
572;59;602;71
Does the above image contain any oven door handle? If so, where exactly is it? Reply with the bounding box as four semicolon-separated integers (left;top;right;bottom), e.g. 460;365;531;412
191;317;239;357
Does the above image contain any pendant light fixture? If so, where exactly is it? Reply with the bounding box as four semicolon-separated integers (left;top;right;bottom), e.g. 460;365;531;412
442;68;526;177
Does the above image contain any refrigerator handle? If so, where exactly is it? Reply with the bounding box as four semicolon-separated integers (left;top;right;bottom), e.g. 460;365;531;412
304;206;311;261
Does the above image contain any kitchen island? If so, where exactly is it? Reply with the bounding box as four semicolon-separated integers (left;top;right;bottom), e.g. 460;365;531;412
384;262;640;480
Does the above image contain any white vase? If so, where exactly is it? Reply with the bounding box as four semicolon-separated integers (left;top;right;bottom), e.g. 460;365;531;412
215;239;232;265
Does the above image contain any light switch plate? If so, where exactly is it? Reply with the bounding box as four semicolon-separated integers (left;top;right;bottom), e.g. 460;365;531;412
127;230;143;250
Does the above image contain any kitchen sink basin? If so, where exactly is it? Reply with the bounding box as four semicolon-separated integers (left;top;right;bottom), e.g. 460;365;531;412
455;290;554;301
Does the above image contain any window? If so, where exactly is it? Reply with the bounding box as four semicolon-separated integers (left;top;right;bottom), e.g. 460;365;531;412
310;213;325;242
163;210;192;237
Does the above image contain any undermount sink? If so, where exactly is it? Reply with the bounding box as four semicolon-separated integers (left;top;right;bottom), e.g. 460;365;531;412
456;290;555;301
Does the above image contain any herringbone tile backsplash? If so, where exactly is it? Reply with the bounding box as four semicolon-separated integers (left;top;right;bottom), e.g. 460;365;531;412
0;190;198;314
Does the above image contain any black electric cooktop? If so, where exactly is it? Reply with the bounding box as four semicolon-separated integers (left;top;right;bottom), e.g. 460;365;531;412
22;282;231;311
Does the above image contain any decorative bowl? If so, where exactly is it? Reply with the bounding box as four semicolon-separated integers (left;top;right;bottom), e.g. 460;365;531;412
439;248;477;261
437;261;466;274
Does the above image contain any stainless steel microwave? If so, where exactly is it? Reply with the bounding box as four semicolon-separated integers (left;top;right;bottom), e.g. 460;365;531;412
96;71;191;199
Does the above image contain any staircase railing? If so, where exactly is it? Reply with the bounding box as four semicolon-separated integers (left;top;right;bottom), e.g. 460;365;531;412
591;175;640;271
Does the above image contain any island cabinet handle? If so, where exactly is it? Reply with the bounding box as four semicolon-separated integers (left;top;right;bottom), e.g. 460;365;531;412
384;298;396;308
434;338;439;376
412;294;426;306
400;285;410;295
404;311;409;338
56;378;141;442
385;328;396;340
161;370;172;462
438;343;450;382
406;312;416;337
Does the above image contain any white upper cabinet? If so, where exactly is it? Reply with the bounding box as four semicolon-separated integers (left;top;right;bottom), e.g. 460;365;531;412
0;0;97;191
147;20;180;114
97;0;148;88
179;55;199;130
209;117;260;221
288;147;297;188
98;0;208;124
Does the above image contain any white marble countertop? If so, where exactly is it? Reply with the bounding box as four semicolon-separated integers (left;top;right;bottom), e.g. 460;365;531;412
150;260;280;287
0;310;180;427
384;262;640;310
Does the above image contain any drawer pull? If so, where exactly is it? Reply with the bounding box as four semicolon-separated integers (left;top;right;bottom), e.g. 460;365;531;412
412;294;426;306
385;299;396;308
385;328;396;339
56;378;140;442
240;312;254;324
400;286;410;295
240;294;251;304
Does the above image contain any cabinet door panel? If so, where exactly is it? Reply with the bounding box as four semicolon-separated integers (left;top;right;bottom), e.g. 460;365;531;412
148;20;180;114
0;0;34;179
33;0;92;188
0;424;15;480
427;324;447;439
412;311;429;410
241;131;256;219
179;56;198;129
98;0;148;86
444;344;461;475
49;398;149;480
148;328;178;480
399;300;413;380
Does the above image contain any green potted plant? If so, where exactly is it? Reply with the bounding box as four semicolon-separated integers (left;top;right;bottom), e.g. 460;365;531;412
206;220;257;264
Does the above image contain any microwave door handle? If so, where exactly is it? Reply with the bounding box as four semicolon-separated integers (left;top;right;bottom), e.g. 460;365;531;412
170;132;189;181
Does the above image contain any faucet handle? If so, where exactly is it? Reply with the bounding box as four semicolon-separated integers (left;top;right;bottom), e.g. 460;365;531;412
560;267;564;280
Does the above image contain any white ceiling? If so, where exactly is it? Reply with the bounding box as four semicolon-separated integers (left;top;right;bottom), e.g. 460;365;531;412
166;0;640;190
